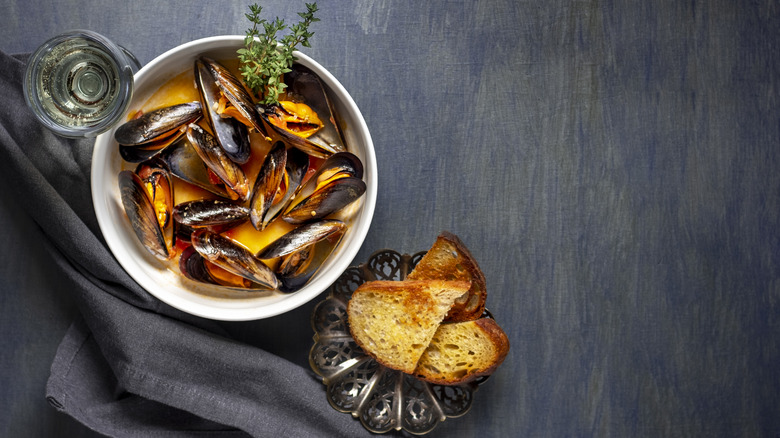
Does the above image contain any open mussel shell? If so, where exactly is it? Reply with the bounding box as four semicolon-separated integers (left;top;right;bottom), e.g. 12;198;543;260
157;136;230;199
276;228;344;293
195;58;251;164
201;57;266;136
285;152;363;213
255;220;346;260
257;103;336;159
249;141;287;231
284;63;347;154
114;102;202;146
173;199;249;228
282;176;366;225
186;123;250;201
191;229;278;289
118;167;174;261
260;147;309;230
256;63;349;158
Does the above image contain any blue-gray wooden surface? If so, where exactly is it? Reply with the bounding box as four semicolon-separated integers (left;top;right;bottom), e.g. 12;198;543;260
2;1;778;436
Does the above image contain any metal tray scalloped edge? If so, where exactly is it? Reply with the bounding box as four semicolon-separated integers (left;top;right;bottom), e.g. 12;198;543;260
309;249;487;435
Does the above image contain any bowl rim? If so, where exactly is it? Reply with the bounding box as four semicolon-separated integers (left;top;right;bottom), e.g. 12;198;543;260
91;35;377;321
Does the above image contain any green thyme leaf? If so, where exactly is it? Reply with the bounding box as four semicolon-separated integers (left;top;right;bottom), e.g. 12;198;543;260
239;2;319;105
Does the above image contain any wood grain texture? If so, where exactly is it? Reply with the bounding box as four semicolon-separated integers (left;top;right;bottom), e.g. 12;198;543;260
1;0;778;436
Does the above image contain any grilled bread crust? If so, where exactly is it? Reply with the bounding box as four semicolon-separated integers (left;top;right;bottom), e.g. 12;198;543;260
407;231;487;322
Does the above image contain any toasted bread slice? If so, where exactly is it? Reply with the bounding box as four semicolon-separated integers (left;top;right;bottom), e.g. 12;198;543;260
407;231;487;322
347;280;471;374
414;317;509;385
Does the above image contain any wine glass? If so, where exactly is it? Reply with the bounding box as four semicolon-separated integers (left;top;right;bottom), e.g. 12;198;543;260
23;30;141;138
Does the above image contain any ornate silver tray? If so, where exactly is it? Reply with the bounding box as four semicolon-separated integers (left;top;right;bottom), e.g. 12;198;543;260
309;249;487;435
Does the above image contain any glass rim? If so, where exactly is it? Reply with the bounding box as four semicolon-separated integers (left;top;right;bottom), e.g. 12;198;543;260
23;29;136;138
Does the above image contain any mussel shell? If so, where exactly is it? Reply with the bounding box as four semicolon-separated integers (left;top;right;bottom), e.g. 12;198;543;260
284;63;347;154
255;219;346;260
179;245;259;289
316;151;364;180
282;176;366;225
260;147;309;229
186;123;250;201
249;142;287;231
191;229;278;289
120;123;191;163
257;103;337;159
195;58;251;164
284;151;363;214
114;102;202;146
173;199;249;228
134;159;175;229
276;228;344;293
118;169;173;261
201;57;267;136
179;245;217;284
121;142;166;164
256;63;349;158
157;136;230;198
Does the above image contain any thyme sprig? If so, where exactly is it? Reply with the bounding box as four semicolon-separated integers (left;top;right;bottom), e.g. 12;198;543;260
237;2;319;105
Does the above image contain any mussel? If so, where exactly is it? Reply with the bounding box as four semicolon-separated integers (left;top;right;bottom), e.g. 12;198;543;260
115;102;202;163
255;220;346;260
282;176;365;225
157;136;230;199
195;58;251;164
258;147;309;230
173;199;249;228
248;141;287;231
191;229;278;289
282;151;365;224
118;159;175;261
285;152;363;208
179;245;264;290
200;57;266;136
256;64;347;158
179;245;216;284
186;123;250;201
284;64;346;153
276;227;344;293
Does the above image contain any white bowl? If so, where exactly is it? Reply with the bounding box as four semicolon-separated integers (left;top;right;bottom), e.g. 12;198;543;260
91;35;377;321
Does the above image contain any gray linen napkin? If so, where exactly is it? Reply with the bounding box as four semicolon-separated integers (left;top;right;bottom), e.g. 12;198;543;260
0;50;377;437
